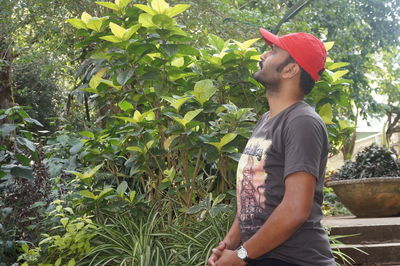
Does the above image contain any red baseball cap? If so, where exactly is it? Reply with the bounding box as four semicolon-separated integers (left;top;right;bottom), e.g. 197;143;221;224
259;28;327;81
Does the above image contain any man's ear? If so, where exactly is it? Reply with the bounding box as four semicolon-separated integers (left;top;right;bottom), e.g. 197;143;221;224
281;63;300;79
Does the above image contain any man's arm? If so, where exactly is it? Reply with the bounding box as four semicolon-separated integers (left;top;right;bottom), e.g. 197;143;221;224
243;171;316;259
223;214;241;249
207;214;242;265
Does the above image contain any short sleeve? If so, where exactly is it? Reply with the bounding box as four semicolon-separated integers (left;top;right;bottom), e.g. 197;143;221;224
283;115;325;180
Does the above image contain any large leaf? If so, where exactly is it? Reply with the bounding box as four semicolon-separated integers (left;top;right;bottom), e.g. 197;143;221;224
324;41;335;52
319;103;334;125
165;4;190;17
331;70;349;82
138;13;156;28
67;163;104;179
87;17;108;32
161;96;191;111
116;181;128;195
117;69;135;85
172;109;203;127
66;18;87;29
193;79;217;105
152;14;173;28
109;22;125;39
10;165;33;180
123;24;141;40
16;136;36;152
206;133;237;152
100;35;121;43
95;1;119;11
81;12;92;24
116;0;132;8
134;4;157;15
151;0;169;13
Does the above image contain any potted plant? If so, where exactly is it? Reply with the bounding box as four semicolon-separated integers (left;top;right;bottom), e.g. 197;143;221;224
326;144;400;218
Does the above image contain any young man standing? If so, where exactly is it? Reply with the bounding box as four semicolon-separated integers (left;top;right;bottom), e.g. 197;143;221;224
207;28;336;266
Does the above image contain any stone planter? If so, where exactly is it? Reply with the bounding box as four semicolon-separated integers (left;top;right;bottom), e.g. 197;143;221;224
326;177;400;218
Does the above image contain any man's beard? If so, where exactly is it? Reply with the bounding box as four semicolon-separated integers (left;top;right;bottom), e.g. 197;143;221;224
253;65;281;93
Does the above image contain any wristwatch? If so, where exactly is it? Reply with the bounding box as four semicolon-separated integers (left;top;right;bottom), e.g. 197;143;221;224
236;245;250;263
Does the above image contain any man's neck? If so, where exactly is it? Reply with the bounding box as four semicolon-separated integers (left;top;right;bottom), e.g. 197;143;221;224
266;89;303;119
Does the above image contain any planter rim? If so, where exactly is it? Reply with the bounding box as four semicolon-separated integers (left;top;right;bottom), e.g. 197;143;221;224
326;176;400;186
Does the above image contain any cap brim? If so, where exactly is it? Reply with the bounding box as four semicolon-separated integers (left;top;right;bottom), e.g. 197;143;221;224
259;28;282;48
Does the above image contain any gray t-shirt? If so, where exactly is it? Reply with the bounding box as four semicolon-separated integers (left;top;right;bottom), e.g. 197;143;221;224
236;101;335;265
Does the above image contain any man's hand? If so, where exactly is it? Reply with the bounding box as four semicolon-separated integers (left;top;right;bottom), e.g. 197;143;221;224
215;249;246;266
207;241;227;266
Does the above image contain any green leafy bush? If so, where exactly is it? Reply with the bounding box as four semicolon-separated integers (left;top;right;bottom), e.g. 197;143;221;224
332;144;400;180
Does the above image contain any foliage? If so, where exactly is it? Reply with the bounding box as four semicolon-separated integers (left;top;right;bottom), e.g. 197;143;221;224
0;107;55;263
332;144;400;180
322;187;351;217
81;207;169;266
18;200;97;266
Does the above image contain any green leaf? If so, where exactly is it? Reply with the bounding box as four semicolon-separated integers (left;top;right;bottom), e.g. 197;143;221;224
161;96;190;111
193;79;217;105
60;217;69;227
208;34;225;52
55;258;62;266
0;123;16;137
152;14;173;28
331;70;349;82
206;133;237;152
134;4;157;15
126;146;143;153
10;166;33;180
96;1;120;11
109;22;125;39
123;24;141;40
165;4;190;17
138;13;155;28
79;131;95;138
129;191;136;202
70;142;84;154
118;100;134;111
17;109;30;118
151;0;169;13
235;38;259;50
339;120;354;130
100;35;122;43
326;62;349;71
117;69;135;85
319;103;334;125
23;118;44;127
81;12;92;24
16;154;31;166
16;136;36;152
324;41;334;52
116;0;132;8
66;18;87;29
67;163;103;179
116;181;128;194
97;187;114;199
87;17;107;32
172;109;203;127
67;258;76;266
79;190;96;199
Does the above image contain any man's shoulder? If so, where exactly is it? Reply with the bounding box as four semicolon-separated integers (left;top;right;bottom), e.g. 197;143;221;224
286;102;325;126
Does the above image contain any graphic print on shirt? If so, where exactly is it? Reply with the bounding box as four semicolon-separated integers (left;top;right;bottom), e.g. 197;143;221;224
237;137;272;231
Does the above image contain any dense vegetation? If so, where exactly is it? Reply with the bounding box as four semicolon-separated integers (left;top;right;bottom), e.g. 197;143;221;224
1;0;399;265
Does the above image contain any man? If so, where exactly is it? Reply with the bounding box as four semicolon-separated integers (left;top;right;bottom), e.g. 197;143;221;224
207;28;336;266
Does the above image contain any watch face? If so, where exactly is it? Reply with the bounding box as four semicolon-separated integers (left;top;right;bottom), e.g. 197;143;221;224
237;247;247;259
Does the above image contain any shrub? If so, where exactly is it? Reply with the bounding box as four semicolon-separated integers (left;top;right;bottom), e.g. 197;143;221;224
332;144;400;180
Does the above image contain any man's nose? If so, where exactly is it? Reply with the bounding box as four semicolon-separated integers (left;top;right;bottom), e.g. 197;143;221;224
260;51;271;60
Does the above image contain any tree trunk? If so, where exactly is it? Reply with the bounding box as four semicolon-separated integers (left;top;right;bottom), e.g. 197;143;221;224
342;131;357;160
0;42;14;110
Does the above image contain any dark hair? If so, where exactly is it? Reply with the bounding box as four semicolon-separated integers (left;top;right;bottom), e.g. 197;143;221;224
277;55;324;95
